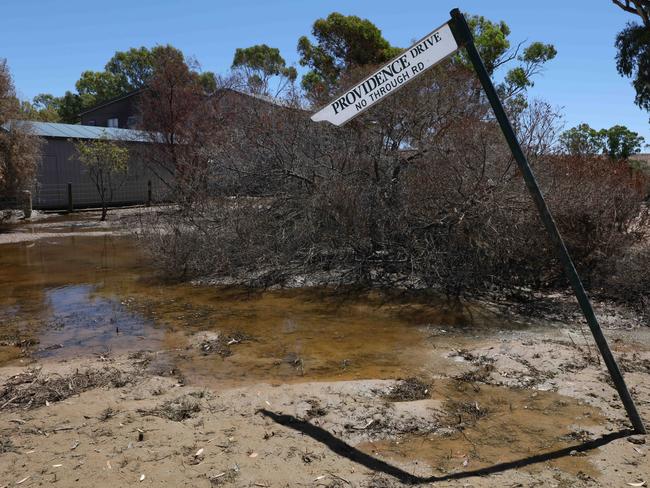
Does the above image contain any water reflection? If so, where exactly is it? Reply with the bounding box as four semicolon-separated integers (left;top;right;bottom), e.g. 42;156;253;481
1;232;523;384
37;284;162;357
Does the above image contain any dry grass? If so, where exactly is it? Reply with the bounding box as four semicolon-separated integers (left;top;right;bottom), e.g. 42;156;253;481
0;367;132;410
384;378;431;402
140;394;201;421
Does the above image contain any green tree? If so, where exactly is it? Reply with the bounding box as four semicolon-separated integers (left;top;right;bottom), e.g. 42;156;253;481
75;70;125;102
74;136;129;220
601;124;645;160
297;12;555;104
462;15;556;100
613;1;650;116
54;45;216;123
297;12;401;101
56;91;95;124
559;123;605;155
560;123;645;160
20;93;61;122
232;44;297;95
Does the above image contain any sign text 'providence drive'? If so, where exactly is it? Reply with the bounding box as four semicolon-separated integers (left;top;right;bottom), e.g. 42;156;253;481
311;22;459;126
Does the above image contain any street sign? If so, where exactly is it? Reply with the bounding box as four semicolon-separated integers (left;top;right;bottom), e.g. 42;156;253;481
311;22;459;126
308;8;646;434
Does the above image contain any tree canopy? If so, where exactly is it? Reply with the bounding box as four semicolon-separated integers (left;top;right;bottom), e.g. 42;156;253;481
297;12;401;101
612;1;650;117
296;11;556;104
462;15;556;100
74;136;129;220
25;45;216;124
232;44;297;96
560;122;646;160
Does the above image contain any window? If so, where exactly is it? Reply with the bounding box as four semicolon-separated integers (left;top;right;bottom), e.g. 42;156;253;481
87;120;95;126
107;118;119;128
127;115;138;129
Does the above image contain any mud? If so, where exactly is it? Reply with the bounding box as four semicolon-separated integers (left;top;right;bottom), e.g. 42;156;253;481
0;210;649;487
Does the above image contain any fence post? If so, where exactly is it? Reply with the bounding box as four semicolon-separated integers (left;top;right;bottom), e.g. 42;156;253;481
67;182;73;213
147;180;152;207
21;190;32;219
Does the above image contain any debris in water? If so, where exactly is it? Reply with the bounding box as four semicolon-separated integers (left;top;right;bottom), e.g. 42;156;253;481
384;378;431;401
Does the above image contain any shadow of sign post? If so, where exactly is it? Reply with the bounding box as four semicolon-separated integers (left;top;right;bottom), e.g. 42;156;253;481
310;8;645;434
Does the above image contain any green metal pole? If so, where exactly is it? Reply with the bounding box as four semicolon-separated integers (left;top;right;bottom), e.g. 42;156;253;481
449;8;645;434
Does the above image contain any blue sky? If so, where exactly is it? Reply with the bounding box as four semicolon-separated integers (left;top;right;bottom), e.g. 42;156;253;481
2;0;648;143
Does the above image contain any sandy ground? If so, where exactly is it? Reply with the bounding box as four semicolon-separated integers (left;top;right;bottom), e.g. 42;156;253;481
1;324;649;488
1;208;649;486
0;206;163;244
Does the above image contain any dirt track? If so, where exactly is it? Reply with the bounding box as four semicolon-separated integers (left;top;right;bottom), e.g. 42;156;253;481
1;323;649;487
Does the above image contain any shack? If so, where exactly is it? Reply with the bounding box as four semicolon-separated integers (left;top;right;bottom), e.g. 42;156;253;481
1;121;167;210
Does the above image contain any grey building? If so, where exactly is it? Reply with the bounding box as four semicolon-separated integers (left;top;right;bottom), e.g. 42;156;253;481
79;89;143;129
2;121;168;209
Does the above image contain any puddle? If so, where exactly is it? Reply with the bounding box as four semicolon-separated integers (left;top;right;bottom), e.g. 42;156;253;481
0;231;527;384
0;221;613;480
359;380;603;478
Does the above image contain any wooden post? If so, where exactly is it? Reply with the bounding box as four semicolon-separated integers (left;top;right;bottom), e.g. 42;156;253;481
147;180;152;207
67;182;73;213
21;190;32;219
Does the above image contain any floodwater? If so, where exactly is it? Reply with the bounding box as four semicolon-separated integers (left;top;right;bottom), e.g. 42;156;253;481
0;219;607;478
0;227;523;384
358;380;603;478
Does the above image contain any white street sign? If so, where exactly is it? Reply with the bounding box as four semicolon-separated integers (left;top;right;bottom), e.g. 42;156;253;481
311;22;459;126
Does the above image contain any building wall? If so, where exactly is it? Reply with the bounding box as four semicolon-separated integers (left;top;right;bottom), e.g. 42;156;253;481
79;95;140;129
34;138;170;209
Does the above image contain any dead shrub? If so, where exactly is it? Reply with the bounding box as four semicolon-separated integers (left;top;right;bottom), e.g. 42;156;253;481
444;399;490;425
140;395;201;421
0;367;133;410
139;60;649;309
384;378;431;402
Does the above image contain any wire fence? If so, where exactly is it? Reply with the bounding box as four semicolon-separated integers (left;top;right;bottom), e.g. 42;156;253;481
0;196;18;210
32;179;169;210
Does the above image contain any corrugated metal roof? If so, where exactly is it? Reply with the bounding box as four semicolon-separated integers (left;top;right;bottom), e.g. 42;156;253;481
1;120;152;142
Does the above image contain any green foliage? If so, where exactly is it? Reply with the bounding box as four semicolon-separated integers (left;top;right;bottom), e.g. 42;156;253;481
41;45;214;124
616;23;650;115
75;136;129;174
76;70;125;102
462;14;556;100
232;44;297;95
19;93;61;122
559;123;605;156
602;124;646;160
560;123;645;160
297;12;400;100
296;11;554;104
466;15;511;73
74;136;129;219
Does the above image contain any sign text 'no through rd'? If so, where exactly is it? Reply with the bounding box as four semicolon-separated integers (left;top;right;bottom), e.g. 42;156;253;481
310;22;459;126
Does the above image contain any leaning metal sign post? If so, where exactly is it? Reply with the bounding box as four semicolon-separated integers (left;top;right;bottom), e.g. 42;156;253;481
311;8;645;434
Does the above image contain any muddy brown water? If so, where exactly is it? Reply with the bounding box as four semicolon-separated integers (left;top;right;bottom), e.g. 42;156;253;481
0;232;522;383
0;227;607;478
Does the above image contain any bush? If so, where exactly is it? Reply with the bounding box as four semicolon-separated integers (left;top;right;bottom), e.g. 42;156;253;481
139;62;649;308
